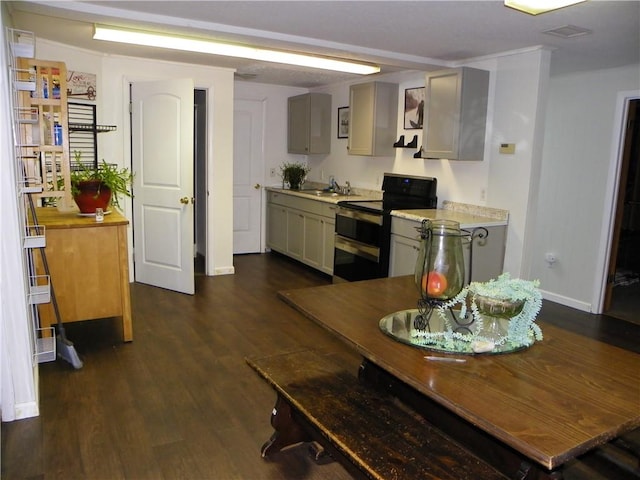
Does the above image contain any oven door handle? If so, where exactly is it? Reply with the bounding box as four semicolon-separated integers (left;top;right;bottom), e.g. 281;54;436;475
336;207;383;225
335;235;380;262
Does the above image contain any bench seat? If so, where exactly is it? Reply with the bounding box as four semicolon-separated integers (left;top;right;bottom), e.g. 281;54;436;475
247;349;507;480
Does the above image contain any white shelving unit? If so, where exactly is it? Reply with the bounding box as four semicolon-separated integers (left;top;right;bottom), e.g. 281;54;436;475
7;27;56;364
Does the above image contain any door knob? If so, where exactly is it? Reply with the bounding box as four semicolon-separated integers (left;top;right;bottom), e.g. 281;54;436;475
180;197;189;204
254;183;261;189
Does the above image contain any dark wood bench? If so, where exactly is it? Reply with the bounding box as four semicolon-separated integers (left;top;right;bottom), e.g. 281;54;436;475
246;349;508;480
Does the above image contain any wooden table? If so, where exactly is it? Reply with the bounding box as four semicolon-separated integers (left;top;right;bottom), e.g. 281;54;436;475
34;207;132;342
279;275;640;477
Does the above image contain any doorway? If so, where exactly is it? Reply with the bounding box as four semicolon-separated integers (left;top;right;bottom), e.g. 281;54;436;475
194;89;207;275
605;99;640;324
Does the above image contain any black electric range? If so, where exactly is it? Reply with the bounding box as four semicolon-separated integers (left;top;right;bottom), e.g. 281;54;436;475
333;173;437;282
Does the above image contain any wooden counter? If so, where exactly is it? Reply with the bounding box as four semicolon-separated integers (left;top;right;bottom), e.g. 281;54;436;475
278;276;640;476
34;207;132;342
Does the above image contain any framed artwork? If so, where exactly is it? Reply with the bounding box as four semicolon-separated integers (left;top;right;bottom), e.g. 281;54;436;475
404;87;424;130
337;106;349;138
66;71;97;101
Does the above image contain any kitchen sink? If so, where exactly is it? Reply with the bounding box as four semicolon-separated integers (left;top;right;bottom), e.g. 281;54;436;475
298;189;349;197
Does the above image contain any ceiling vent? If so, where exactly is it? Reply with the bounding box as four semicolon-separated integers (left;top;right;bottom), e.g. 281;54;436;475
542;24;592;38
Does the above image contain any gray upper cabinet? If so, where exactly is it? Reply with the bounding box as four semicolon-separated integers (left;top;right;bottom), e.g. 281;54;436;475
422;67;489;161
348;81;398;156
287;93;331;154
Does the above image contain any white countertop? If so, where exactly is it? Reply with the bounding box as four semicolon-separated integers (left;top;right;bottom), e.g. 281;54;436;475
392;209;508;228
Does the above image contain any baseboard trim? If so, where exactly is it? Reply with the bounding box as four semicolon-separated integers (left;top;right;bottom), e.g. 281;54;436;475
541;289;591;312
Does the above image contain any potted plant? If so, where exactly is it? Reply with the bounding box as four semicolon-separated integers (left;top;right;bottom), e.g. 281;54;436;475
70;157;134;214
280;161;311;190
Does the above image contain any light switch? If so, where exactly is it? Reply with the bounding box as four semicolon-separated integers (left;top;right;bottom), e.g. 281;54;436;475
500;143;516;154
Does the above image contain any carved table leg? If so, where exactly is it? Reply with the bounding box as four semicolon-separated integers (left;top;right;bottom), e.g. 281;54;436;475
261;394;311;458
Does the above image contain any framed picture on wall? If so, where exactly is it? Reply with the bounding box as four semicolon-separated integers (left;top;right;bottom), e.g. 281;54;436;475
337;106;349;138
404;87;424;130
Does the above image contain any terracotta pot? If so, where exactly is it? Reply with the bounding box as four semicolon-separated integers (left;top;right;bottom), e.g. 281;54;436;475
73;180;112;213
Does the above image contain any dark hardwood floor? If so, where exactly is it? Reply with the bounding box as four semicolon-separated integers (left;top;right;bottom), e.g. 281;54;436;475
2;252;638;479
1;253;358;480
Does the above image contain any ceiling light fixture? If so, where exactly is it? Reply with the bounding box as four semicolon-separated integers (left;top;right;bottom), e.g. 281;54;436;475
504;0;586;15
93;25;380;75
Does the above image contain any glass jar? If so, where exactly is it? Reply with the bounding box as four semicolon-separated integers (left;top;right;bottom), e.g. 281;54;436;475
414;219;466;301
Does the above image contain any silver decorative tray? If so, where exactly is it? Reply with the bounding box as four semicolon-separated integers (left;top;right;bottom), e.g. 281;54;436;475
379;309;533;355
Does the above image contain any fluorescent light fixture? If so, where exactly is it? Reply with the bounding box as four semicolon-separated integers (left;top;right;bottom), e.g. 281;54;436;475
93;25;380;75
504;0;586;15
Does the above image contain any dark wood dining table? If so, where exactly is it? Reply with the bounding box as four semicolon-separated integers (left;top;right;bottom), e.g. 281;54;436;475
279;275;640;478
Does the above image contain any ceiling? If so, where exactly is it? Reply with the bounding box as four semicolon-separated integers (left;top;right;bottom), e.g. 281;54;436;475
6;1;640;88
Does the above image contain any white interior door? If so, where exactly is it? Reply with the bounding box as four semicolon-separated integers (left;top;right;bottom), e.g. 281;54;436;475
233;99;264;253
131;78;195;294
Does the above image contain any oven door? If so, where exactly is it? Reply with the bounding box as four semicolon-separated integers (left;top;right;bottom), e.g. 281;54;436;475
334;207;383;245
333;235;382;282
333;206;387;282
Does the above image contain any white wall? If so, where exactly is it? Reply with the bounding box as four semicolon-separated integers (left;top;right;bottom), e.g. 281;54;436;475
531;64;640;311
36;39;236;277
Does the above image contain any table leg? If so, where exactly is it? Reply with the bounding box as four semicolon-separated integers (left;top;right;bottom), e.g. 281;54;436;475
260;394;311;458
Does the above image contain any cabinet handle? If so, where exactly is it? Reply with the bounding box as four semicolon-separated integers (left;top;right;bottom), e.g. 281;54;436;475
254;183;261;189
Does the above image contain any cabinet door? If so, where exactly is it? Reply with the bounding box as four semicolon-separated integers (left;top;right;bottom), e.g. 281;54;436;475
348;82;375;155
288;93;331;154
267;203;287;253
422;67;488;160
423;69;461;159
303;212;323;269
321;216;335;275
389;234;421;277
288;94;310;154
286;209;304;260
464;226;506;282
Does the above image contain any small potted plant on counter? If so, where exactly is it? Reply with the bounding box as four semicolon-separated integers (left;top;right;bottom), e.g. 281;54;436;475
70;156;134;214
280;161;310;190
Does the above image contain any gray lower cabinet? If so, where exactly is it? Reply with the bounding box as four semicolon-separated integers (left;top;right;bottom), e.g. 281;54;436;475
267;202;287;252
389;216;506;283
267;191;336;275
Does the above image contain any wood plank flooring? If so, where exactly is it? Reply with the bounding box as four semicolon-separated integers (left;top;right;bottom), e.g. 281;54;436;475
1;253;358;480
2;252;639;479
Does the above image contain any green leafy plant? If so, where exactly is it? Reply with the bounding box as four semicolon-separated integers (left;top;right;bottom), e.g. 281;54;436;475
279;161;310;189
70;156;134;209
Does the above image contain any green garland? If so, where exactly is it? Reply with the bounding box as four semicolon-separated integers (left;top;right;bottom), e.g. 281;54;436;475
411;273;543;353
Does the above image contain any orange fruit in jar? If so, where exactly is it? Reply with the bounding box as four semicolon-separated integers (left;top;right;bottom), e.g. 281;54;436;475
422;271;448;296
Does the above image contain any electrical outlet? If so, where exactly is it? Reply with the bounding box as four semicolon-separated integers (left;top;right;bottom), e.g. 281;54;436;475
270;167;276;177
545;252;557;267
480;188;486;201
